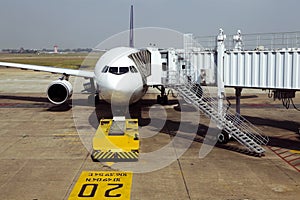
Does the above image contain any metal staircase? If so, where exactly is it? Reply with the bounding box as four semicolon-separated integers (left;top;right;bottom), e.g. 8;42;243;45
165;71;269;155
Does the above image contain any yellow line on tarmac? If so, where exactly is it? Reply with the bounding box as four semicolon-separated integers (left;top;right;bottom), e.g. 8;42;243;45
290;150;300;154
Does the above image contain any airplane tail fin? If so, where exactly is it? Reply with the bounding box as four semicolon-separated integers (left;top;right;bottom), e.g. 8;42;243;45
129;5;134;48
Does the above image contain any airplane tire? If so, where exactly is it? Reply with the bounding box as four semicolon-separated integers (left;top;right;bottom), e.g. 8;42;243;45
157;95;162;104
157;95;168;105
163;95;168;105
217;131;230;144
94;94;100;105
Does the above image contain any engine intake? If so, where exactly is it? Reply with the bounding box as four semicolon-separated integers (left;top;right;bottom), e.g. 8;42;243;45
47;80;73;105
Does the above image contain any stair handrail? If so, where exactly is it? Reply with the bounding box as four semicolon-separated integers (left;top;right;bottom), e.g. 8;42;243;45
166;71;269;146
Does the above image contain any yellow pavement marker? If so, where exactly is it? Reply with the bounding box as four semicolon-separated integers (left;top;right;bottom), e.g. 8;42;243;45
68;171;133;200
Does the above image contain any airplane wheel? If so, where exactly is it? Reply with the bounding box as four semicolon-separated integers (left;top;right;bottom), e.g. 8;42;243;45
157;95;168;105
163;95;168;105
217;130;230;144
157;95;162;104
95;94;100;105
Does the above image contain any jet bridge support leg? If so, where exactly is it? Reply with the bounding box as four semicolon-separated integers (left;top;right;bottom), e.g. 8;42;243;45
235;87;242;115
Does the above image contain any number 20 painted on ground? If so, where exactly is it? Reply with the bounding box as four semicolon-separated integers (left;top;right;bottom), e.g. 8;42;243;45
78;183;124;198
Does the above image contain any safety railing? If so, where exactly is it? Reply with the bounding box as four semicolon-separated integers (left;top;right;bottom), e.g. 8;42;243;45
165;71;269;146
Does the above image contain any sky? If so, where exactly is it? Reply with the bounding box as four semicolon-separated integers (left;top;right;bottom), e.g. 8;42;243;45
0;0;299;49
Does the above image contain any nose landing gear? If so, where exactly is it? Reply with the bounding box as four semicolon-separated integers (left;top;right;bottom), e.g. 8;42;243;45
154;85;168;105
157;94;168;105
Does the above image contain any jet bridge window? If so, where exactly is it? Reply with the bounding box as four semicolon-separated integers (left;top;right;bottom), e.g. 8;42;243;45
130;66;138;73
102;65;109;73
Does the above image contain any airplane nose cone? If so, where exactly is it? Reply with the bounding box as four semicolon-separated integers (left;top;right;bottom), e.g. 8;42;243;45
99;74;143;105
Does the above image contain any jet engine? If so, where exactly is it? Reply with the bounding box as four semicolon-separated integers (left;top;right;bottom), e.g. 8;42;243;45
47;79;73;105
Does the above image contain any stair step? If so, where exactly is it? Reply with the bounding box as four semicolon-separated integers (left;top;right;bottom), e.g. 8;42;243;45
172;83;266;154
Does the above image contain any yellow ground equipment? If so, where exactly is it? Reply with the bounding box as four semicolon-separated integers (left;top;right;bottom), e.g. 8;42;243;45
91;116;139;162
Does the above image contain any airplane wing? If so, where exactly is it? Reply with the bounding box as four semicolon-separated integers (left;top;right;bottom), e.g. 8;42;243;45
0;61;94;78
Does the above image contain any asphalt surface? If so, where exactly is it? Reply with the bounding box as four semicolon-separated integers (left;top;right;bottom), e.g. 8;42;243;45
0;68;300;200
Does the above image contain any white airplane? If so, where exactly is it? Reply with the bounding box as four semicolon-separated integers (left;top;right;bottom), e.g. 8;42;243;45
0;46;162;106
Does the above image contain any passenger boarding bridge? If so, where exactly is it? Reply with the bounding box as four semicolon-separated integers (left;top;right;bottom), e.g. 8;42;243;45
130;29;300;155
157;30;300;113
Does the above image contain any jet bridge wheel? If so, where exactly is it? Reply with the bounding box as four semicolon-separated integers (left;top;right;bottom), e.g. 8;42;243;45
217;130;230;144
94;94;100;104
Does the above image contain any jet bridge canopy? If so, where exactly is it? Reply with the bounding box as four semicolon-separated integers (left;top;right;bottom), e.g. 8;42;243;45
161;30;300;91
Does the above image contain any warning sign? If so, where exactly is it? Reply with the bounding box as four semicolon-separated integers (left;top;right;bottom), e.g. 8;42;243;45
68;171;133;200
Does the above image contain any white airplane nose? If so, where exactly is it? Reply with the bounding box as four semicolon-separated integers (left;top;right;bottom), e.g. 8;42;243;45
93;47;148;105
99;74;143;105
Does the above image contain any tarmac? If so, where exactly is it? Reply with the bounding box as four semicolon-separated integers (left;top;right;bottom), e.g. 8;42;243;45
0;68;300;200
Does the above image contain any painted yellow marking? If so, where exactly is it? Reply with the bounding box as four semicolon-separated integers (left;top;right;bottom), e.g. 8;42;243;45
68;171;132;200
290;150;300;154
104;162;115;167
118;152;126;159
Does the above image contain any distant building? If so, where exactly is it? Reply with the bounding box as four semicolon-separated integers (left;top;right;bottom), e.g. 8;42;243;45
54;45;58;54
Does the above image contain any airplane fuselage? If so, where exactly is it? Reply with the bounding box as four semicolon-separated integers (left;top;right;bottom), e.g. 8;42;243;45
94;47;147;105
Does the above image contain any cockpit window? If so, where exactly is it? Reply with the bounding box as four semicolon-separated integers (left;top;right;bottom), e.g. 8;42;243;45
102;65;109;73
106;66;135;75
130;66;138;73
119;67;129;75
109;67;118;74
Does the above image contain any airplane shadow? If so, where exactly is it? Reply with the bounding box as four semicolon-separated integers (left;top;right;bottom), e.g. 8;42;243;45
0;94;90;111
47;104;72;112
0;94;49;103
